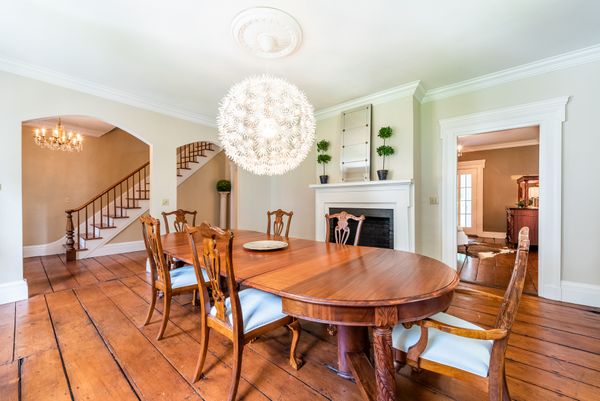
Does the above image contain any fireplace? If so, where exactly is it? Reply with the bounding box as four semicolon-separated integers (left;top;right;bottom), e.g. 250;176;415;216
310;180;414;251
328;207;393;248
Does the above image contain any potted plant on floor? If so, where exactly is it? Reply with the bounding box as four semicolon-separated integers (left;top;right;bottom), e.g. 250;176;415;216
376;126;394;180
317;140;332;184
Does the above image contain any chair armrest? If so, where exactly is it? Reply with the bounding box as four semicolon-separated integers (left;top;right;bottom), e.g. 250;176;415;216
418;318;507;340
455;287;504;301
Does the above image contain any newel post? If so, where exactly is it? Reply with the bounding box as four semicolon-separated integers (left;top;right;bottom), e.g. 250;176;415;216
65;210;76;261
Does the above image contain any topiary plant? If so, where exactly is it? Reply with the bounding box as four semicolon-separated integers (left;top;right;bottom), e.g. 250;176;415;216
316;140;332;177
216;179;231;192
376;126;395;170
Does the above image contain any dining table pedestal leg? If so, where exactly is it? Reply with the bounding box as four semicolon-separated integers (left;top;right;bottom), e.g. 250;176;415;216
326;325;370;380
372;326;396;401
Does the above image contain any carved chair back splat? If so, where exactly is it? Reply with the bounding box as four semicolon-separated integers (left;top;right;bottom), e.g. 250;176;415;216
325;211;366;246
161;209;197;234
267;209;293;237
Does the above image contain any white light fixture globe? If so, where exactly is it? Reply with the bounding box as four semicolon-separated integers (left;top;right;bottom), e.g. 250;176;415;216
217;75;316;176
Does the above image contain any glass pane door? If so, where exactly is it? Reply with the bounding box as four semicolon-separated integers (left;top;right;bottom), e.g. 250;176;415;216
458;173;473;228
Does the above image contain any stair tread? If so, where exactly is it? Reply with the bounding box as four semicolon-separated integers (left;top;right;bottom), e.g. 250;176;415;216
115;206;142;209
127;197;149;200
92;224;116;229
79;234;103;240
103;214;129;219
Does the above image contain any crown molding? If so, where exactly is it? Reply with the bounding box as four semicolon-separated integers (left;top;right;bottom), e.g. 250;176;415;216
314;80;422;120
0;56;217;127
423;43;600;103
461;139;539;153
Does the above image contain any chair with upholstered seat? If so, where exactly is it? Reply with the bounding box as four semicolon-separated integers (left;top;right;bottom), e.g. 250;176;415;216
266;209;293;237
325;211;366;245
392;227;531;401
187;223;303;400
161;209;197;233
140;215;208;340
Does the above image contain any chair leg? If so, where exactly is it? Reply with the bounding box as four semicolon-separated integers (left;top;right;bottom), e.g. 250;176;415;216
489;373;502;401
192;319;210;382
287;319;303;370
502;368;511;401
192;289;197;306
227;340;243;401
144;287;157;325
156;292;171;341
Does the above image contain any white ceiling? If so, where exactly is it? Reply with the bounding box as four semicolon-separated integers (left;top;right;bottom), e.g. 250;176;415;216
23;116;115;137
2;1;600;122
459;126;539;151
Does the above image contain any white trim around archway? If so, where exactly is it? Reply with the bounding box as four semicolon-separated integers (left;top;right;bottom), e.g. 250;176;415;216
440;96;569;301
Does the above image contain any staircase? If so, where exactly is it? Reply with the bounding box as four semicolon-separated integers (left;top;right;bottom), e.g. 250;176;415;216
64;141;219;260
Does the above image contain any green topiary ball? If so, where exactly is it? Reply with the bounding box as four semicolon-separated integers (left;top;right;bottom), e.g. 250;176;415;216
216;179;231;192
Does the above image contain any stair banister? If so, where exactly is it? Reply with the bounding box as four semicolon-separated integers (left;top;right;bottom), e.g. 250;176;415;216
64;141;214;261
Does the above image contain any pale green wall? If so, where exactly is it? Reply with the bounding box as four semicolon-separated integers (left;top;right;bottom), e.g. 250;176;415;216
418;60;600;285
315;96;417;182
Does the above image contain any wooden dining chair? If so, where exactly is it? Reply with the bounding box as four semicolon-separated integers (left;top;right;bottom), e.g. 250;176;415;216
325;211;366;246
392;227;531;401
266;209;293;237
161;209;197;233
140;215;209;340
324;211;366;336
187;223;303;400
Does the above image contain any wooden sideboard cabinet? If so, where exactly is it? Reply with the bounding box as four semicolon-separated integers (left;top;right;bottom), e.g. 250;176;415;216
506;208;538;246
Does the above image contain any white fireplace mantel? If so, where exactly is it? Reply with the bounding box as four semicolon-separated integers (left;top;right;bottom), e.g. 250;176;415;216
310;180;414;251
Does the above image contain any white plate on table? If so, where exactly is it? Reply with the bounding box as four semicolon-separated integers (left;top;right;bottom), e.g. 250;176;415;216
243;240;289;251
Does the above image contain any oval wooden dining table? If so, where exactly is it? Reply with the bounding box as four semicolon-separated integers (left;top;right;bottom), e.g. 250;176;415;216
161;229;459;401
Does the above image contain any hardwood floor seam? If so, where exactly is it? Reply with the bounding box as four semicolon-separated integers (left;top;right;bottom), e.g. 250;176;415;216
38;257;55;293
17;357;22;401
43;294;76;401
71;289;145;401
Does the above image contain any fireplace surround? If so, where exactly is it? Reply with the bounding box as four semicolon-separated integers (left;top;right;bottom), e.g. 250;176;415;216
310;180;414;251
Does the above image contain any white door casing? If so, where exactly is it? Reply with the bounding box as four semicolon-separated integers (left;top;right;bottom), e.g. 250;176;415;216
440;96;568;301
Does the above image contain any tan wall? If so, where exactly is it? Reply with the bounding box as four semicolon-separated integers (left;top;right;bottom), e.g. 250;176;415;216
107;214;146;243
22;127;149;245
459;145;539;233
177;151;227;227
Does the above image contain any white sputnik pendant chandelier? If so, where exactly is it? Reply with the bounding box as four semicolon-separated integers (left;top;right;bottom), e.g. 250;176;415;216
218;8;315;176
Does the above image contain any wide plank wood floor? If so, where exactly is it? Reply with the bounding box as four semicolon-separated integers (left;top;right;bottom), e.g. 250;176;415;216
3;252;599;400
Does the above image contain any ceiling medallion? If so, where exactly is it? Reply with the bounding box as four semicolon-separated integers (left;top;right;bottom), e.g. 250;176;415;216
217;75;315;176
231;7;303;59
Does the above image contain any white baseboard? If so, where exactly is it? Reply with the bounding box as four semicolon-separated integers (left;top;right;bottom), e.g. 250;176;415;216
538;284;562;301
0;279;28;304
23;237;65;258
561;281;600;308
480;231;506;239
84;240;145;258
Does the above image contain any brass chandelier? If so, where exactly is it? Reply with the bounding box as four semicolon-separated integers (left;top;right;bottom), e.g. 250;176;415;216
33;118;83;152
